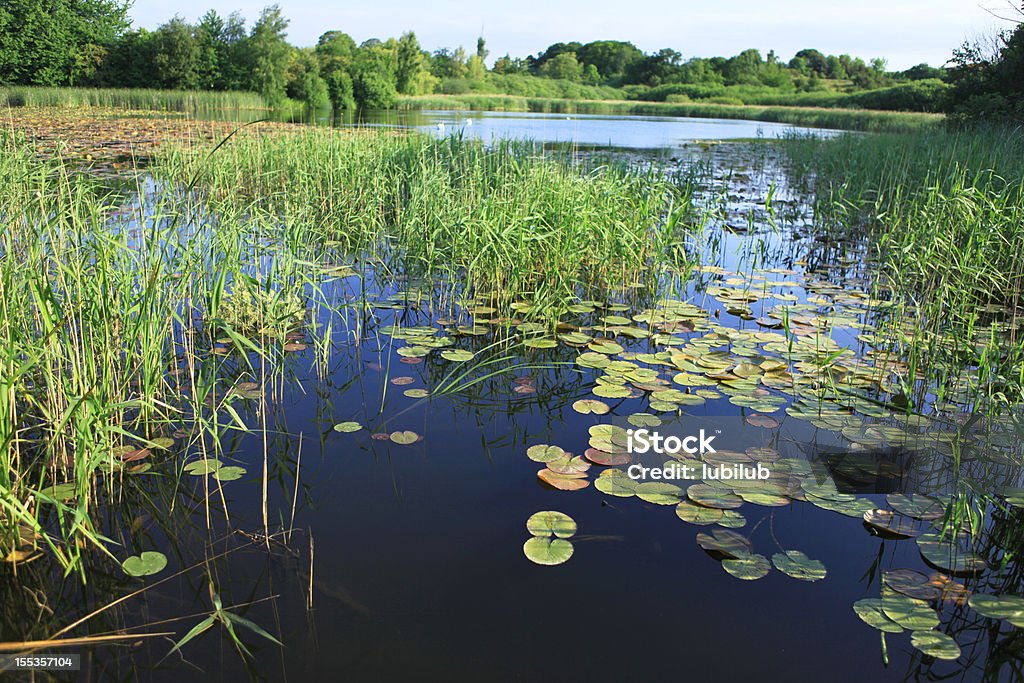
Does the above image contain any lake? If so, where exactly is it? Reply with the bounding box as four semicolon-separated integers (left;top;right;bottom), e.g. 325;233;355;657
6;109;1021;683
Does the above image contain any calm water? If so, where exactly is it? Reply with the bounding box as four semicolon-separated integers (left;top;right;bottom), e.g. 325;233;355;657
357;109;840;149
13;113;1022;682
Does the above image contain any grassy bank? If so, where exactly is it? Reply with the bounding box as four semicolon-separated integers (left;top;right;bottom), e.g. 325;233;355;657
396;94;943;132
780;125;1024;413
0;87;267;113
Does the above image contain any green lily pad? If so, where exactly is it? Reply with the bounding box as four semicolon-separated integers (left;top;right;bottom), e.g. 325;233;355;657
881;596;940;630
333;421;363;433
853;599;904;633
886;493;946;520
687;484;743;510
594;470;638;497
635;482;683;505
675;501;725;525
911;631;961;660
968;594;1024;627
122;551;168;577
696;529;752;559
523;537;574;565
527;444;566;463
593;384;632;399
440;349;474;362
526;511;577;539
404;388;430;398
723;553;771;580
39;483;77;502
184;459;223;475
772;550;827;581
572;399;610;415
917;533;987;576
389;430;419;445
213;466;246;482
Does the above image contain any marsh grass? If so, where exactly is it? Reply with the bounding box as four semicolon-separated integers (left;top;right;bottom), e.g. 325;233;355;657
0;87;267;114
0;124;697;575
780;125;1024;415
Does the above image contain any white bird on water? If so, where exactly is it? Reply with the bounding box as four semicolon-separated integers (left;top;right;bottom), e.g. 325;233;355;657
436;122;446;134
465;118;473;126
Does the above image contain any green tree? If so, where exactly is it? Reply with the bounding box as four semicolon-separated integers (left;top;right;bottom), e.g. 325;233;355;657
540;51;582;80
151;17;201;89
396;31;430;94
576;40;642;80
286;47;329;109
245;4;291;105
0;0;130;85
316;30;357;111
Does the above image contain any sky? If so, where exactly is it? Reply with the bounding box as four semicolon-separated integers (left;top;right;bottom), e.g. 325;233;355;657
127;0;1018;70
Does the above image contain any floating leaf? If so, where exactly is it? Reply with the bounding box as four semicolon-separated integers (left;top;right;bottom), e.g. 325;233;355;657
696;529;752;559
687;484;743;510
122;551;168;577
404;388;430;398
39;483;77;502
635;482;683;505
881;596;940;630
184;459;222;475
854;599;904;633
968;594;1024;627
537;469;589;491
917;533;987;576
440;349;474;362
723;553;771;580
863;509;922;538
676;501;724;526
213;466;246;482
527;444;566;463
333;421;362;433
772;550;827;581
523;537;574;565
887;493;945;520
526;511;577;539
911;631;961;660
883;569;943;601
572;399;610;415
593;470;637;497
389;430;419;445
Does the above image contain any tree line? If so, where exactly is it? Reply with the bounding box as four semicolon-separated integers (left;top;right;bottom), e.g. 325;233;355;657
0;0;1019;120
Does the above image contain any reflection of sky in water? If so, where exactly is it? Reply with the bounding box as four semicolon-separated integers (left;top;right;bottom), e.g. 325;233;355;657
364;109;839;149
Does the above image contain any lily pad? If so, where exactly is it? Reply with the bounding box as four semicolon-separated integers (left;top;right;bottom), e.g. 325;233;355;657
526;511;577;539
537;469;589;491
389;430;419;445
440;349;474;362
911;631;961;660
523;537;574;565
723;553;771;580
917;533;987;576
527;444;566;463
854;599;904;633
968;594;1024;627
883;569;943;601
887;493;946;520
635;482;683;505
213;466;246;482
333;421;362;433
863;509;922;538
881;595;940;630
184;459;223;475
122;551;168;577
772;550;827;581
696;529;752;559
572;399;610;415
675;501;724;525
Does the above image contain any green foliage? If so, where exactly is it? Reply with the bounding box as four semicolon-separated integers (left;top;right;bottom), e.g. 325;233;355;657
948;20;1024;123
245;5;291;106
0;0;130;85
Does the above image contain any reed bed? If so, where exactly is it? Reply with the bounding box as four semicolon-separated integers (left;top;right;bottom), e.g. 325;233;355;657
0;126;695;574
780;125;1024;414
0;87;267;113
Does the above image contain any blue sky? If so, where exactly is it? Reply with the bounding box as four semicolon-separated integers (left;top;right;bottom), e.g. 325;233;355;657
127;0;1013;69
